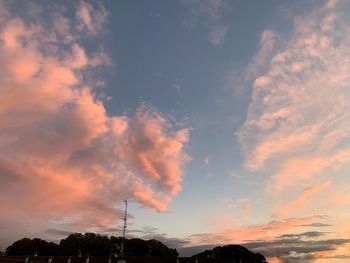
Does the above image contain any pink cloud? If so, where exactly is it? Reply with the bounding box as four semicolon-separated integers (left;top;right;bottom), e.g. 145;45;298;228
0;1;190;239
190;216;322;245
239;0;350;204
241;203;252;219
75;1;108;35
273;179;332;218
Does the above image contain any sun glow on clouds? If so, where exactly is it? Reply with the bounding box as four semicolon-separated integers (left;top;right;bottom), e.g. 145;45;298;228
238;0;350;217
188;1;350;260
192;215;322;245
0;1;189;234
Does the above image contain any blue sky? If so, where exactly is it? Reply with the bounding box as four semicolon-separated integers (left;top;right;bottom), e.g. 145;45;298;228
2;0;350;262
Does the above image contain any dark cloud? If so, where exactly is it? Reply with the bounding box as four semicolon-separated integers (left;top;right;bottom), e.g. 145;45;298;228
244;237;350;259
178;245;216;257
101;228;120;233
144;234;191;248
178;230;350;260
301;223;332;227
127;226;191;249
278;231;328;239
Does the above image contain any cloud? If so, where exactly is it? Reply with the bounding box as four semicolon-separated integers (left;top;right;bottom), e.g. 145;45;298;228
238;0;350;208
227;29;276;107
247;30;276;76
301;223;331;228
75;1;108;34
240;203;252;219
208;25;229;46
182;229;350;260
127;226;191;248
186;0;228;20
178;244;215;256
274;179;332;218
183;0;231;46
180;225;350;260
44;229;73;237
0;1;190;241
189;215;323;246
245;236;350;261
278;231;328;239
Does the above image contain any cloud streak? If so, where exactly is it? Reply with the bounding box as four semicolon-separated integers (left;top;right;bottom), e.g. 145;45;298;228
238;0;350;213
274;179;332;218
189;215;323;246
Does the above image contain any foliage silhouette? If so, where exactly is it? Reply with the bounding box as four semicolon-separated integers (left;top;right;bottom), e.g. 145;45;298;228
6;233;178;257
6;238;58;256
193;244;266;263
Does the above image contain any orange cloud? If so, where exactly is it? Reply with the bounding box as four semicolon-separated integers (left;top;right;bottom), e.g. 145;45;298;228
0;1;190;237
190;216;321;245
274;179;332;218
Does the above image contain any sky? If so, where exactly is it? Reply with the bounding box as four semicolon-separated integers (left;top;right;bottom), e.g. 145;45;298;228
1;0;350;262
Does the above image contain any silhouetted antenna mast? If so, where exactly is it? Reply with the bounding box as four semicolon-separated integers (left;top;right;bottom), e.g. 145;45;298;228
117;200;128;263
122;200;128;240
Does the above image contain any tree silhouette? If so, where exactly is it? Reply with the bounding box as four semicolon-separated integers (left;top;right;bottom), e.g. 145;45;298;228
193;244;266;263
6;238;58;256
6;233;178;257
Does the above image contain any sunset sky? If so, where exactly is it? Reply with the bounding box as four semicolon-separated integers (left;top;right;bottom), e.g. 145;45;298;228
1;0;350;262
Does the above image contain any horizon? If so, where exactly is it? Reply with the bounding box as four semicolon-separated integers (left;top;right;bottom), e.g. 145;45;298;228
1;0;350;262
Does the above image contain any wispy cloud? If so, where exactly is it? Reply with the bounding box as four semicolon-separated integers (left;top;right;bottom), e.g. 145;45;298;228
238;0;350;213
190;215;323;246
183;0;231;46
131;226;191;248
75;1;108;35
191;0;228;20
185;218;350;261
245;234;350;261
44;229;73;237
274;179;332;218
301;223;332;228
208;25;229;46
179;229;350;260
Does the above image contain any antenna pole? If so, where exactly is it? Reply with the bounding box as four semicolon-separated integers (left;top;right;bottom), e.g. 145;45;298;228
120;199;128;259
122;200;128;240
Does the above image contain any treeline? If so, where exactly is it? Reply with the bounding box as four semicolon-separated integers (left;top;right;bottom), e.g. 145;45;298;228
194;245;266;263
6;233;178;257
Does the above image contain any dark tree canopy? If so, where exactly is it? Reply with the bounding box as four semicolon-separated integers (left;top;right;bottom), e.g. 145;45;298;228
6;234;267;262
193;244;266;263
6;238;59;256
59;233;112;256
6;233;178;257
123;238;178;257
